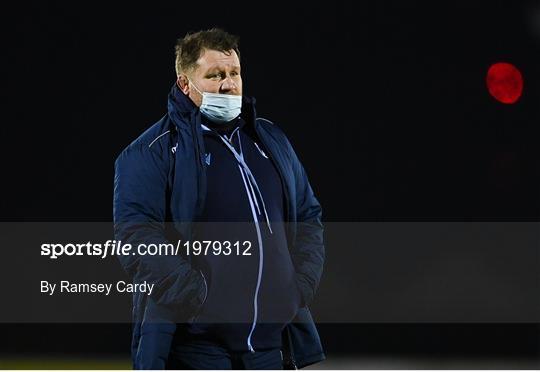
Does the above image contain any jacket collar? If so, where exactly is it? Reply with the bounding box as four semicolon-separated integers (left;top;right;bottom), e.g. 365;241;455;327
167;83;258;131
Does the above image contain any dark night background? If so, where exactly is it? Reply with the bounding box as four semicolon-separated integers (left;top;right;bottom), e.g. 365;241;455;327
1;0;539;369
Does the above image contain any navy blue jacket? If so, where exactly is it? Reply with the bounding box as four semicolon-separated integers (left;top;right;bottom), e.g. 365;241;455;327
113;84;325;369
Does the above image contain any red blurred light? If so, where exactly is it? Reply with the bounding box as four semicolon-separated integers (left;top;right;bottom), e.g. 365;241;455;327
486;62;523;104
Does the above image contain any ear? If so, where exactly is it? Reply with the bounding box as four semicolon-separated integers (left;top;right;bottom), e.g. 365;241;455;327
176;75;190;95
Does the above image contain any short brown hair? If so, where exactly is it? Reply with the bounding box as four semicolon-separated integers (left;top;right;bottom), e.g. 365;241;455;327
174;28;240;77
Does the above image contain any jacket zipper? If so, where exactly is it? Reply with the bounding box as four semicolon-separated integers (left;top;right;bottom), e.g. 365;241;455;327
238;165;264;353
201;124;265;353
191;114;207;218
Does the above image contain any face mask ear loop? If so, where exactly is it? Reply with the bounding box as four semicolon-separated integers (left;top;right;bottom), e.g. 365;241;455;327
189;80;205;96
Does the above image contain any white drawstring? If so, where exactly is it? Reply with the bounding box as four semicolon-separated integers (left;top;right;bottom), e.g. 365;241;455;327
201;124;273;234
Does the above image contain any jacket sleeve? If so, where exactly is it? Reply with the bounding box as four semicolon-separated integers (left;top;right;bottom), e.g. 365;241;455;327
113;143;206;319
285;138;325;308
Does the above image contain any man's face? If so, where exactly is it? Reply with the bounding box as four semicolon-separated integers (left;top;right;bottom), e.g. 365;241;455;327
178;49;242;107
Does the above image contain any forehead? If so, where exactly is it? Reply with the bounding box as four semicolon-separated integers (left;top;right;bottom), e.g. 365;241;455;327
195;49;240;72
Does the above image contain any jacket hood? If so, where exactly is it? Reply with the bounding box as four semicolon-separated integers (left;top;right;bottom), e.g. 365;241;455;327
167;83;258;130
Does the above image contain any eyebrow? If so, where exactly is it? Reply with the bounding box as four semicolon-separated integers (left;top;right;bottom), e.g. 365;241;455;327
205;65;241;73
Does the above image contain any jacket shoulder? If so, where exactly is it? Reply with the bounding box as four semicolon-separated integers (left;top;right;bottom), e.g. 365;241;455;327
256;117;290;146
256;116;280;132
256;116;299;158
116;115;177;162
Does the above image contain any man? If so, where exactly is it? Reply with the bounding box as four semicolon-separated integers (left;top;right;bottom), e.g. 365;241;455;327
113;28;325;369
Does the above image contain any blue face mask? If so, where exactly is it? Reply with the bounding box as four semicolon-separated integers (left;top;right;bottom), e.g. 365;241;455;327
190;81;242;124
